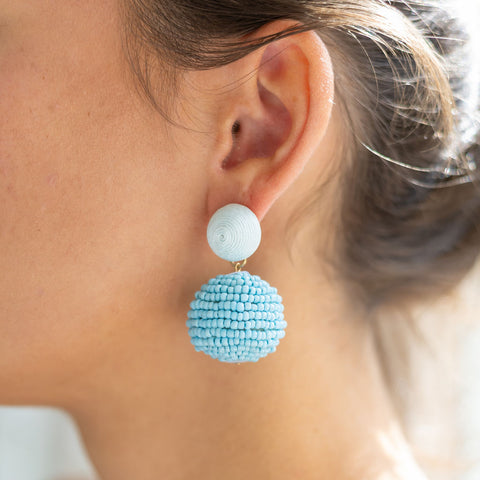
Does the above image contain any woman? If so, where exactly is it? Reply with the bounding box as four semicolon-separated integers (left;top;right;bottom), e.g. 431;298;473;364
0;0;478;479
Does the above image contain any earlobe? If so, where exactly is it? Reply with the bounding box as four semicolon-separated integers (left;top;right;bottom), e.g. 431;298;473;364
207;20;335;222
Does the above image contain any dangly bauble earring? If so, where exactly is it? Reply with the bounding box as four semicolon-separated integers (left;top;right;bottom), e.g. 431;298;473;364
186;203;287;363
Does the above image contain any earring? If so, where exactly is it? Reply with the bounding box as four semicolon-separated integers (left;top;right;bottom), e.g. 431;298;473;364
186;203;286;363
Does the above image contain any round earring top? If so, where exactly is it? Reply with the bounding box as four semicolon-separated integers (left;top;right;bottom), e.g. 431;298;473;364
207;203;261;262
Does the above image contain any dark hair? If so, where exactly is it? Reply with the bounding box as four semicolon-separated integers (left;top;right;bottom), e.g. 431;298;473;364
120;0;480;310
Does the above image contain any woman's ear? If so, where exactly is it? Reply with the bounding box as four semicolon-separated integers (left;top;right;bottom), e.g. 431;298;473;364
201;20;335;222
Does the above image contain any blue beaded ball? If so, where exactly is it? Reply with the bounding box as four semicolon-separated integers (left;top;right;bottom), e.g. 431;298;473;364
186;270;286;363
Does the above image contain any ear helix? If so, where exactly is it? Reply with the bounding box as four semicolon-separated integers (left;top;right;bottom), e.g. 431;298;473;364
186;203;287;363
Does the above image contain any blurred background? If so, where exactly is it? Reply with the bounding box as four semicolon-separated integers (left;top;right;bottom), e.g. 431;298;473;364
0;407;97;480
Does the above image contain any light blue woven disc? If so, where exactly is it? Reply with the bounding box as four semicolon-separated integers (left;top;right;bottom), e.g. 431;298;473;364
186;271;286;363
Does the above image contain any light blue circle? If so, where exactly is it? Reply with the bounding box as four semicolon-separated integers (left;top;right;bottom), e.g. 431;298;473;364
207;203;261;262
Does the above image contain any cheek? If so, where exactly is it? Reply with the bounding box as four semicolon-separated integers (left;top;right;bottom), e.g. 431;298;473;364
0;47;111;386
0;7;185;397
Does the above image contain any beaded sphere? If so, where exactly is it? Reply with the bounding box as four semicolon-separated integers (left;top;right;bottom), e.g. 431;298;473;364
207;204;261;262
187;271;286;362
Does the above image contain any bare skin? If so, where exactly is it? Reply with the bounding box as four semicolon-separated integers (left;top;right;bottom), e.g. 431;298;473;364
0;2;427;479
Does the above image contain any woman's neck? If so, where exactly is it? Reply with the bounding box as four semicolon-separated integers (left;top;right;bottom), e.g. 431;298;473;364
66;261;426;480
